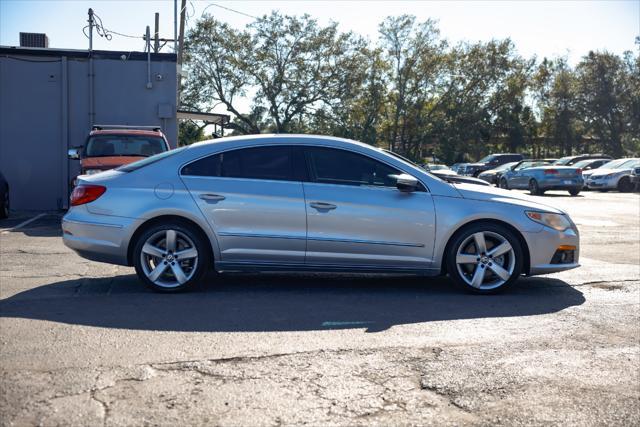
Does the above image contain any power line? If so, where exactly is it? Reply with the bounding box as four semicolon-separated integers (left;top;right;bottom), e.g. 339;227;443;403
202;2;258;20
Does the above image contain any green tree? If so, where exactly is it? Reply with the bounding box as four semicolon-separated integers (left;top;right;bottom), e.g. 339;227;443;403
575;51;634;157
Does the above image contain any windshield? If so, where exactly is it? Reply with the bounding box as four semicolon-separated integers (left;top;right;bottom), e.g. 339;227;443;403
553;156;574;165
600;158;633;169
572;159;597;168
478;155;495;163
117;146;187;172
618;159;640;169
496;162;518;171
85;135;167;158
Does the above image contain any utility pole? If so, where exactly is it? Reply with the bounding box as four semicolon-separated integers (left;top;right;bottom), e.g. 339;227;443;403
177;0;187;95
154;12;160;53
87;8;94;51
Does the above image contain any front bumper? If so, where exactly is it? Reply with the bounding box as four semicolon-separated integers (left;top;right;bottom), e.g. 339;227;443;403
523;224;580;275
587;176;618;189
62;207;140;266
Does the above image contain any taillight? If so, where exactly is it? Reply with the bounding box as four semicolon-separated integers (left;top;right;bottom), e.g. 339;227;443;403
70;184;106;206
544;169;559;175
575;168;582;174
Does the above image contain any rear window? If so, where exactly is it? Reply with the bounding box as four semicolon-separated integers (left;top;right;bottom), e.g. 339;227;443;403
117;147;187;172
85;135;167;157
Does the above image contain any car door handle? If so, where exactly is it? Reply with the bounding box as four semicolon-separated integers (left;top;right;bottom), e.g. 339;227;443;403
199;193;225;202
310;202;337;210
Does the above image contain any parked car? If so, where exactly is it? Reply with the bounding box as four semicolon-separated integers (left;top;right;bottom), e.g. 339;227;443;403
478;161;520;185
572;158;612;189
423;164;456;175
0;171;9;219
63;134;580;294
498;160;555;189
553;154;611;166
631;166;640;192
586;158;640;192
461;153;524;177
68;125;171;185
500;162;583;196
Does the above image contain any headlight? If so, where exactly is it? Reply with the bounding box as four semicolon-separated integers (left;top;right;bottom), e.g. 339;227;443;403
525;211;571;231
84;169;103;175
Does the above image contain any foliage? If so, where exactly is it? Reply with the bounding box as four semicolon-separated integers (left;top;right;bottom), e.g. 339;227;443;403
183;12;640;162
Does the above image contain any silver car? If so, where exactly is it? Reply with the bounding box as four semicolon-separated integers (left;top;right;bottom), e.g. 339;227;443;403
62;135;580;294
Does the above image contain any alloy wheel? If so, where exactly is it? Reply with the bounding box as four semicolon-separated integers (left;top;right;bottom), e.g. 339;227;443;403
455;231;516;290
139;229;199;289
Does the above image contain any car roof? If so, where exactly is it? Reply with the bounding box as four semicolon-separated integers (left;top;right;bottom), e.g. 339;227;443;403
190;134;380;152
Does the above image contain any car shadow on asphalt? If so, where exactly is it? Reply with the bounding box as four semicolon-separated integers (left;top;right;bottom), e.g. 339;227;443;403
0;273;585;333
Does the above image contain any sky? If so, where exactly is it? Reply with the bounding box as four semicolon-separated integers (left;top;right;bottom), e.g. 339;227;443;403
1;0;638;65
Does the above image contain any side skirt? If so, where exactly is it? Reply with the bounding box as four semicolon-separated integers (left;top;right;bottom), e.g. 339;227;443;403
215;261;440;276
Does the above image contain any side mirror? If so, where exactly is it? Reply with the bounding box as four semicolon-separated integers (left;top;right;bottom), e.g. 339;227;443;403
394;173;419;192
68;148;81;160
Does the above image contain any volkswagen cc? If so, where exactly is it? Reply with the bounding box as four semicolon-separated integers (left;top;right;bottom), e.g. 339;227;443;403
62;134;580;294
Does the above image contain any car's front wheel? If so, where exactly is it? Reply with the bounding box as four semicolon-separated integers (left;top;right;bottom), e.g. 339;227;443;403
446;223;524;294
499;178;509;189
617;176;633;193
133;222;210;292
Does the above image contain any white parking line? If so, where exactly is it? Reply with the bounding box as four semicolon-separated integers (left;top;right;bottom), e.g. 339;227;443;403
0;213;48;234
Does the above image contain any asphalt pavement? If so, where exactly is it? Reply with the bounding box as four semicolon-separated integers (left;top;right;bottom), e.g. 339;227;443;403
1;190;638;426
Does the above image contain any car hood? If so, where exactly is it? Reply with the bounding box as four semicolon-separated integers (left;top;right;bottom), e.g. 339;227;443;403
464;163;484;168
589;168;630;177
81;156;145;170
453;183;565;214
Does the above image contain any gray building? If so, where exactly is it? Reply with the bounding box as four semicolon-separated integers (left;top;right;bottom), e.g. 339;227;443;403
0;46;178;211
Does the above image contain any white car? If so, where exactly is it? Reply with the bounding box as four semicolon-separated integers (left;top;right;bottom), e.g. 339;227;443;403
586;158;640;192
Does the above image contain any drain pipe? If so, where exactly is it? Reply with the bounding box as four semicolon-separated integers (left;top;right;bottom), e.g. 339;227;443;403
146;26;153;89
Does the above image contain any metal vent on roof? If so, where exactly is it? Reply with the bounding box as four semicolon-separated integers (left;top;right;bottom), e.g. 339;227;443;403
19;32;49;48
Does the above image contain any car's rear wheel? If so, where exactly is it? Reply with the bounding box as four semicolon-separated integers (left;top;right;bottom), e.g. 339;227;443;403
568;188;580;196
617;176;633;193
446;223;524;294
133;222;209;292
529;179;543;195
499;178;509;189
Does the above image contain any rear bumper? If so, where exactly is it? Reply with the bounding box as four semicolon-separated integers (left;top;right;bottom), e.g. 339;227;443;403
522;225;580;275
538;177;583;190
62;208;140;266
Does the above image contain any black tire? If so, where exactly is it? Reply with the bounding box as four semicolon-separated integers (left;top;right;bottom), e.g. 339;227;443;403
446;222;524;294
617;177;633;193
568;188;580;196
529;179;543;195
133;221;210;293
0;187;8;219
499;178;509;190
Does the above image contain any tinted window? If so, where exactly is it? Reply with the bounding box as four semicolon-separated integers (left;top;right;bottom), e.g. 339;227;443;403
118;147;187;173
181;146;295;181
86;135;167;157
305;147;400;187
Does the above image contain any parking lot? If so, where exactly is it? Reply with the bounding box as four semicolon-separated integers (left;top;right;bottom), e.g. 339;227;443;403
1;190;638;426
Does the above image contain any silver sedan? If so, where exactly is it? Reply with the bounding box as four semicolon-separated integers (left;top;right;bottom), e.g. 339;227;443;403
62;135;580;294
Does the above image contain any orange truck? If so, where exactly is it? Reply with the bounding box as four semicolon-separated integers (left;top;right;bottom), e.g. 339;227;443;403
68;125;171;185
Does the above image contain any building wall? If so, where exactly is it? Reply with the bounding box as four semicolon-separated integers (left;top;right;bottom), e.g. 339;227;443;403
0;48;177;211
